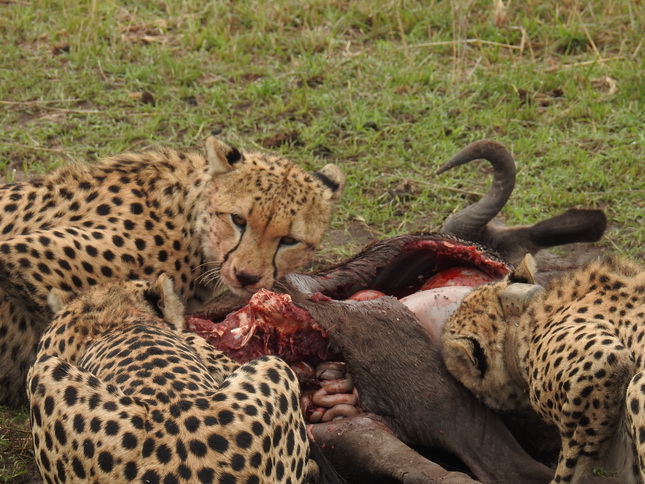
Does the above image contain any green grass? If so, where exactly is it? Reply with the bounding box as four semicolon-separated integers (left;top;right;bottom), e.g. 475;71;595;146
0;0;643;476
0;0;645;255
0;407;31;482
1;0;643;261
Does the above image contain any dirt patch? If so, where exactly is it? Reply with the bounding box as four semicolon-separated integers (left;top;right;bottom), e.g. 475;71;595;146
259;130;302;149
5;469;41;484
533;244;607;285
312;219;381;268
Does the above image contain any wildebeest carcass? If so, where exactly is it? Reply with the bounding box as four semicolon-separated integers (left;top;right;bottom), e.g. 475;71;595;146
188;234;619;484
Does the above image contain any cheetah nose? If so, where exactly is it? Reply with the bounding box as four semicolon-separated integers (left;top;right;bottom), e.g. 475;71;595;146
235;271;261;287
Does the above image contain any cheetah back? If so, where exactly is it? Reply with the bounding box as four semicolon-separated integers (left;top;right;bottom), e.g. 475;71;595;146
28;277;314;484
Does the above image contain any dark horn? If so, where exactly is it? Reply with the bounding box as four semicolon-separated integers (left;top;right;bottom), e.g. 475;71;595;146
438;140;516;241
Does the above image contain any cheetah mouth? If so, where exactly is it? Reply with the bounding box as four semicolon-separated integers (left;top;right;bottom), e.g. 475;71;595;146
187;233;510;366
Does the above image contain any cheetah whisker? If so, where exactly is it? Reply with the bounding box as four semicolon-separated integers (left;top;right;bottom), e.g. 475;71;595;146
197;266;222;286
193;260;221;273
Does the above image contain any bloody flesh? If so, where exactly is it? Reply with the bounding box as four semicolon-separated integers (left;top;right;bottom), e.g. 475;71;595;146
421;267;494;290
368;239;509;298
187;289;337;364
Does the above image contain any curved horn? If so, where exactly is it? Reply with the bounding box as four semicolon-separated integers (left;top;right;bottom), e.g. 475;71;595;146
438;140;516;241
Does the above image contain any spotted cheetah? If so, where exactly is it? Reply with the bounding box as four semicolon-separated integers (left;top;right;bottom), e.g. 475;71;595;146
0;136;344;405
441;255;645;484
28;274;317;483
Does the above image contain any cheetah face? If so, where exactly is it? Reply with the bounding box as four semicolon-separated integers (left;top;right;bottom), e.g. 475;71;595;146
199;138;344;297
441;282;525;411
441;256;539;412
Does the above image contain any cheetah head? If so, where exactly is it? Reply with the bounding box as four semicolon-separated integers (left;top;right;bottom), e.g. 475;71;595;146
199;137;345;297
48;275;186;339
441;255;539;412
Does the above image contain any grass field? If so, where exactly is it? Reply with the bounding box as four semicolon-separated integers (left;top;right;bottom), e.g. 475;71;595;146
0;0;643;480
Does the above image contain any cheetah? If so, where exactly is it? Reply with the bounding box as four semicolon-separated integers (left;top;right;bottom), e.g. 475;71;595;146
441;255;645;484
0;136;344;405
28;274;317;483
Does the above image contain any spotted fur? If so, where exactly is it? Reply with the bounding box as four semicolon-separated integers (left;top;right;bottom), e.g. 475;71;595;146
0;136;344;405
28;275;315;483
442;256;645;484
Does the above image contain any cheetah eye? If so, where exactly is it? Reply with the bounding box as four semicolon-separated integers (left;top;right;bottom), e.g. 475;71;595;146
466;337;488;377
280;236;299;247
231;214;246;229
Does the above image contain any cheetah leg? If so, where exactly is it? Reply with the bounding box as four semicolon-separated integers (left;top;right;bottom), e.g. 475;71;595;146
0;296;46;406
205;355;315;483
552;439;593;484
549;333;635;484
625;371;645;484
27;354;150;483
553;390;620;484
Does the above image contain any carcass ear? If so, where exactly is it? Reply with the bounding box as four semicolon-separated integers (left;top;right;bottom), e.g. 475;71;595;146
47;288;75;314
205;136;244;174
509;254;537;284
149;274;186;329
443;336;488;379
313;164;345;202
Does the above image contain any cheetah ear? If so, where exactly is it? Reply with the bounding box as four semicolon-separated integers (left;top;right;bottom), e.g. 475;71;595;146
509;254;537;285
47;288;75;314
313;164;345;202
500;283;545;321
205;136;244;174
151;274;186;329
443;336;488;379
